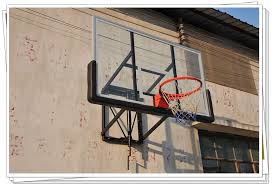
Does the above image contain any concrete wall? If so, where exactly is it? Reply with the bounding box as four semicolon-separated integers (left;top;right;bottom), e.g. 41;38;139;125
9;8;258;173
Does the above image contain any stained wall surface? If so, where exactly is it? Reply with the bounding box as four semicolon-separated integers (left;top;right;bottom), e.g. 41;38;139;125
9;8;258;173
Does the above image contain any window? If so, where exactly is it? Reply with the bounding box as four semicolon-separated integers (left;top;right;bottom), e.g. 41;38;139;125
199;131;259;173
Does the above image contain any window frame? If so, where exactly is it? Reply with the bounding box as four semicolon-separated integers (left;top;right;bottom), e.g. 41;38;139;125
198;130;259;173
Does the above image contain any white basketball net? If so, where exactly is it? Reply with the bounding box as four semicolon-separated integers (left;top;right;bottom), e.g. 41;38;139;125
160;78;202;126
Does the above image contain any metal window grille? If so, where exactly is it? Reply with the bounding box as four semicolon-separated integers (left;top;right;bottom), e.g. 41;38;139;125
199;130;259;173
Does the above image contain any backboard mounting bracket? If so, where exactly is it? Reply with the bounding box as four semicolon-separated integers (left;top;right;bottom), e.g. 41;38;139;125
101;105;170;145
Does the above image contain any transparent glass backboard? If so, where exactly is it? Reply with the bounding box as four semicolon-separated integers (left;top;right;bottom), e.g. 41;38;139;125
93;16;210;117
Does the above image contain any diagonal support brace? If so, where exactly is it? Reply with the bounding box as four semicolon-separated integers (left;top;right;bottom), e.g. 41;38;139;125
101;108;126;136
141;115;169;141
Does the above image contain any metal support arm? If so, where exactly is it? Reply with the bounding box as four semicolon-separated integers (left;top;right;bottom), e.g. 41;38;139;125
142;115;169;141
101;108;126;136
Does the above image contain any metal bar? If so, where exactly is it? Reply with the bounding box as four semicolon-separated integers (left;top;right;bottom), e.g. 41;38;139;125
101;105;106;140
202;156;257;164
142;115;168;140
131;112;137;131
127;110;132;170
143;92;155;96
102;105;106;129
170;45;180;93
126;110;129;129
109;107;127;138
137;113;144;144
213;136;220;171
124;63;168;76
170;45;178;78
101;52;132;93
130;32;138;101
145;63;174;94
101;109;126;135
130;32;144;145
248;142;256;173
170;45;182;111
232;141;239;172
128;111;132;145
128;111;132;136
103;136;138;145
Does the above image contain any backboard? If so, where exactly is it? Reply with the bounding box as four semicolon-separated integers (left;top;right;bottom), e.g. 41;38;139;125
88;16;214;122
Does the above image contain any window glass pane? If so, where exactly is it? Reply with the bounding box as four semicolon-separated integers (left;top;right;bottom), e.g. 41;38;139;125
202;160;218;173
254;164;259;173
199;131;259;173
219;161;236;173
234;140;251;161
199;136;216;158
216;137;234;159
251;141;259;161
240;163;253;173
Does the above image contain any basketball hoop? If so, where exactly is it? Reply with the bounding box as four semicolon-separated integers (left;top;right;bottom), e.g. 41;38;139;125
154;76;203;126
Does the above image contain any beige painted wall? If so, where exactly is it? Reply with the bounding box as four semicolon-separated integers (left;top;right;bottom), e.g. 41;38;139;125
9;8;258;173
9;8;202;173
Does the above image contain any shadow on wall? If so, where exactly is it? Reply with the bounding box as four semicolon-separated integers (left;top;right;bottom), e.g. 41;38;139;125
133;114;203;173
213;116;258;133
